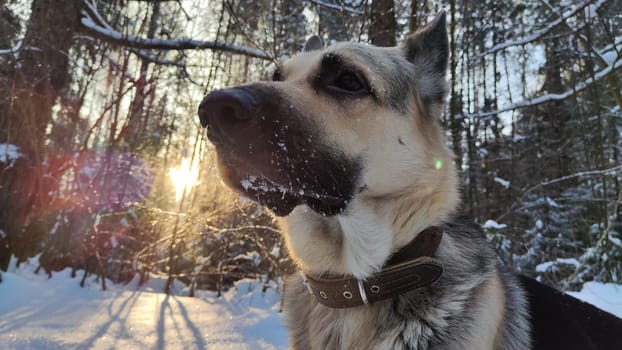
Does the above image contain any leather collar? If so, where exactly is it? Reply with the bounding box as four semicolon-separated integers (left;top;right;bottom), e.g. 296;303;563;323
302;226;443;308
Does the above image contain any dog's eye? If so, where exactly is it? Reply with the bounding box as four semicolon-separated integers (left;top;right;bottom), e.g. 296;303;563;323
332;72;366;93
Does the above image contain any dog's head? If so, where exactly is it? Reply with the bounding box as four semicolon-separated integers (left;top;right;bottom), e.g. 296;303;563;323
198;13;452;218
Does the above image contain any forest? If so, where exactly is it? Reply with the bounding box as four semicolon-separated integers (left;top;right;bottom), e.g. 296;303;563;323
0;0;620;296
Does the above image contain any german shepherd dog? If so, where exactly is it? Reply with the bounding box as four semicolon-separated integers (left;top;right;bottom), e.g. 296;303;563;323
198;12;622;350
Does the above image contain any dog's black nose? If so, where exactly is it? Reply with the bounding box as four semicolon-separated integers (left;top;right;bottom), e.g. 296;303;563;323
198;88;258;129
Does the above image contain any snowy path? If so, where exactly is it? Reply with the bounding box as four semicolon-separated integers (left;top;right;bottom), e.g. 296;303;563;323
0;266;288;350
2;260;621;349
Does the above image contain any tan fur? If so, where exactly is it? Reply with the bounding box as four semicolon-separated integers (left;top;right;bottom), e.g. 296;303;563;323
273;31;535;347
201;14;531;348
274;43;460;279
286;273;430;350
285;270;509;350
274;46;474;349
272;31;487;349
466;272;507;349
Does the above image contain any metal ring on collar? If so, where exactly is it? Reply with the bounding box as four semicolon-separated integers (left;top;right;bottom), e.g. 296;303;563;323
357;280;369;304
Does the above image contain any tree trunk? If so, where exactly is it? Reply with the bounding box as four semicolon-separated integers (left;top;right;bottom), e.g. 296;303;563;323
318;0;348;42
0;0;81;270
369;0;396;47
409;0;430;33
448;0;462;172
124;1;161;148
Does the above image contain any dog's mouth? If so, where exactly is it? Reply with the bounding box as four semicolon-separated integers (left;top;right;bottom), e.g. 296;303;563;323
215;152;301;216
215;150;350;216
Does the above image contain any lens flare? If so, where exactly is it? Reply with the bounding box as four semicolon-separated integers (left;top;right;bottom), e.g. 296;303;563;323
169;158;199;201
435;159;443;170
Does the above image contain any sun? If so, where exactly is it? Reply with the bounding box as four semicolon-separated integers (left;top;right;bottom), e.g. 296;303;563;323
169;158;199;201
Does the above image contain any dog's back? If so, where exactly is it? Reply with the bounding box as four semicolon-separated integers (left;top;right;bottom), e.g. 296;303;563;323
520;275;622;349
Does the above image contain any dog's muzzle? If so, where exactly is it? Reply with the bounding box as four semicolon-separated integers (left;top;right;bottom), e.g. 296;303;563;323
197;84;361;216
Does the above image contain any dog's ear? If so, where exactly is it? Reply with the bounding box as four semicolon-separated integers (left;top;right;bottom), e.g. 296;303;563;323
403;12;449;110
303;35;324;52
404;11;448;72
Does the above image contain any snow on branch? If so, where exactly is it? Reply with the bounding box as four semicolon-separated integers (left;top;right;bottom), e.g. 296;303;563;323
0;41;42;56
79;2;273;61
0;41;22;56
479;0;607;57
0;144;23;168
597;37;622;66
309;0;365;15
464;53;622;119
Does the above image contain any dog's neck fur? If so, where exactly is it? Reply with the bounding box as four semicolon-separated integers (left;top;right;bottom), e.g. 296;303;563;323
280;192;530;349
276;141;532;349
278;148;459;279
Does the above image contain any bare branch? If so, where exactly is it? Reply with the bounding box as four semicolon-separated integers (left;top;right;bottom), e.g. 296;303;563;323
479;0;606;57
309;0;365;15
529;165;622;191
496;165;622;221
464;53;622;119
540;0;621;68
79;2;273;60
129;49;186;68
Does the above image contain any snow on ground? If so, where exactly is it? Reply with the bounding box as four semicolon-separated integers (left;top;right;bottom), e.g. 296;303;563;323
0;259;288;350
2;258;622;349
567;282;622;319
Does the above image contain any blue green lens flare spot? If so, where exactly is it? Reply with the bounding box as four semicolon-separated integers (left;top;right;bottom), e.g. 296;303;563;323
434;159;443;170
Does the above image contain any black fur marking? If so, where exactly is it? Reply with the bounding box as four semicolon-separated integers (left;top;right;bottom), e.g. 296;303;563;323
405;13;448;72
402;12;448;117
320;52;344;70
383;213;500;348
420;94;445;108
201;84;362;216
312;53;372;100
334;46;413;114
398;137;405;145
384;53;414;113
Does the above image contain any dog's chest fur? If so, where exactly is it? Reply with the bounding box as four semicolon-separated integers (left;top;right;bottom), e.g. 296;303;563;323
283;216;531;350
286;277;472;350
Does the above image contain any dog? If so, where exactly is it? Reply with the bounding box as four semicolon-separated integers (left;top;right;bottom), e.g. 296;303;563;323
198;12;622;350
